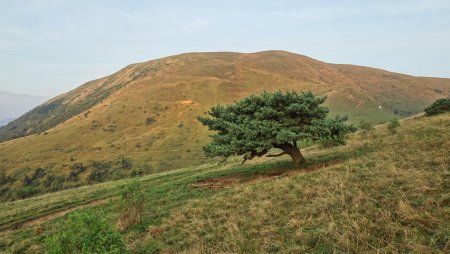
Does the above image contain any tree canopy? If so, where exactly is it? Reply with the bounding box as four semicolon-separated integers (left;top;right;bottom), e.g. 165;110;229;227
198;91;355;166
424;98;450;116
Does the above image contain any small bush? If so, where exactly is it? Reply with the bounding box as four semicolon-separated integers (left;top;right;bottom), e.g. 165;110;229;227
88;161;112;182
16;186;38;199
118;157;133;170
387;119;400;134
0;186;10;198
44;210;126;254
117;179;146;232
359;121;373;136
22;167;47;187
44;175;65;191
424;98;450;116
146;117;156;125
131;167;142;177
0;171;12;185
67;163;87;181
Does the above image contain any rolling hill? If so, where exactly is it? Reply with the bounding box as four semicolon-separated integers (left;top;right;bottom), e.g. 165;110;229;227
0;50;449;201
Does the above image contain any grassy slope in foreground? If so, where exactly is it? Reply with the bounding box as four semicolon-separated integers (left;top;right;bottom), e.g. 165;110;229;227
0;113;449;253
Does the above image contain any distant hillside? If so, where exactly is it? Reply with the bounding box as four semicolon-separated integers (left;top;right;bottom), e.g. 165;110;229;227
0;51;449;200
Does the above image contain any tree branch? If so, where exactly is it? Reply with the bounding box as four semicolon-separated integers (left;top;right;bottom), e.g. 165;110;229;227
241;148;269;164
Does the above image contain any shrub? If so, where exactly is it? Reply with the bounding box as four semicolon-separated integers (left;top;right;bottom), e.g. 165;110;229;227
0;186;10;198
359;121;373;136
116;179;146;232
43;174;56;187
88;161;112;182
44;210;126;254
118;157;133;170
22;167;47;187
16;186;38;199
131;167;143;177
44;174;66;191
145;117;156;125
387;119;400;134
0;171;12;185
67;163;87;181
424;98;450;116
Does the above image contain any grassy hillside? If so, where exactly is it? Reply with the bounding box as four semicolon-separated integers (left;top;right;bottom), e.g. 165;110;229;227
0;112;448;253
1;51;449;201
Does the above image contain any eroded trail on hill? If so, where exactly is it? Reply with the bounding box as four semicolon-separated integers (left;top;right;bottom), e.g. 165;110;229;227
0;198;108;236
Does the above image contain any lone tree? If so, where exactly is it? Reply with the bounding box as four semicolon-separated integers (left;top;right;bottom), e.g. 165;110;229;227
198;91;355;166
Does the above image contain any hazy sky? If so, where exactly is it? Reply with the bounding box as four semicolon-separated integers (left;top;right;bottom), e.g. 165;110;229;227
1;0;449;98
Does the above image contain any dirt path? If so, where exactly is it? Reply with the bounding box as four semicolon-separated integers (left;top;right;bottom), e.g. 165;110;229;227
0;198;108;236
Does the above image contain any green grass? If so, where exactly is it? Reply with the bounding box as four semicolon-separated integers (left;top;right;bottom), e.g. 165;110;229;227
0;113;449;253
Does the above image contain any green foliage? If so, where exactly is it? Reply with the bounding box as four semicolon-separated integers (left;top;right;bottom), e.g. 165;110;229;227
117;179;146;232
119;157;133;170
424;98;450;116
44;174;66;191
22;167;46;187
88;161;113;182
88;158;134;182
16;186;39;199
131;167;143;177
387;119;400;134
67;163;87;181
198;91;355;161
135;240;161;254
359;121;374;136
0;171;12;185
44;210;126;254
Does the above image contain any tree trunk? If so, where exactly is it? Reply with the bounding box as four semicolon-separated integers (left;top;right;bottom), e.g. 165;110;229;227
275;143;305;166
287;147;305;166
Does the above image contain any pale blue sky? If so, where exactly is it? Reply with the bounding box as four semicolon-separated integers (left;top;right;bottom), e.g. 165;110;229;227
1;0;450;98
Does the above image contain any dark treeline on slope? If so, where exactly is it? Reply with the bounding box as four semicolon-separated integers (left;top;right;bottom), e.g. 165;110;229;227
0;157;151;201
